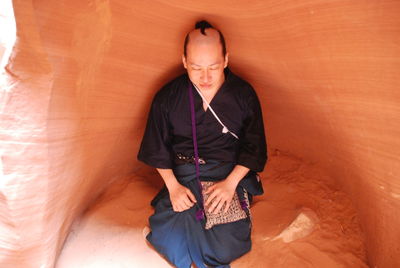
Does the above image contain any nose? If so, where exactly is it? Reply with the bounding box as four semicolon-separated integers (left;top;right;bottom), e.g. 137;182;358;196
200;69;211;84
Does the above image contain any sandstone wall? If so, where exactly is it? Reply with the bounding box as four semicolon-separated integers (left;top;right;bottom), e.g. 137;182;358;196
1;1;399;267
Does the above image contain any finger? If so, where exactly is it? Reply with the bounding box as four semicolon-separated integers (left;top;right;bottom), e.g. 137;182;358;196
182;197;194;208
178;197;189;208
204;184;215;194
213;200;226;214
205;192;217;206
171;200;178;211
173;204;180;212
208;197;221;213
176;202;185;212
174;204;179;212
186;190;197;203
224;199;232;213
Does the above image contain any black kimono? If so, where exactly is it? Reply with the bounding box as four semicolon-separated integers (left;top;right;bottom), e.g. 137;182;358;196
137;67;267;268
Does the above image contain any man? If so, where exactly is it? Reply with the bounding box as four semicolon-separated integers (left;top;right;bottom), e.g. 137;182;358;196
137;20;267;268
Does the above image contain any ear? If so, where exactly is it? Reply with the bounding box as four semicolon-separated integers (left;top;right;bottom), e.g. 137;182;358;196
224;52;229;68
182;55;188;69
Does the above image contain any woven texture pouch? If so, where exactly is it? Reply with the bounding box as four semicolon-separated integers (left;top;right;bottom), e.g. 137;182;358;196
201;181;250;230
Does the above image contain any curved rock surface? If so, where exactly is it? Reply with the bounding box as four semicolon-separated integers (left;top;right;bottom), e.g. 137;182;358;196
1;0;399;267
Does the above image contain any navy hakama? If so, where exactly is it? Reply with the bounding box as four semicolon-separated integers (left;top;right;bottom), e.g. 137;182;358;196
146;160;263;268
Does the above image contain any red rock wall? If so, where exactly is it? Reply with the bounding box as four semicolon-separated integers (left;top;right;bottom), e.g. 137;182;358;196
1;0;399;267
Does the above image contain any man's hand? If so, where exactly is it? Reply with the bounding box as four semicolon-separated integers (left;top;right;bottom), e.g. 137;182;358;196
204;179;237;214
156;168;197;213
168;182;197;212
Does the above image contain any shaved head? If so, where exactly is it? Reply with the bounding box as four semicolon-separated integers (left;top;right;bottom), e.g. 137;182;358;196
188;28;220;46
183;20;227;57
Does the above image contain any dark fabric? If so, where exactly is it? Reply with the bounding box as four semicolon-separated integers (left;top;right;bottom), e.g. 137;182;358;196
150;160;264;209
147;161;254;268
137;68;268;172
138;68;268;267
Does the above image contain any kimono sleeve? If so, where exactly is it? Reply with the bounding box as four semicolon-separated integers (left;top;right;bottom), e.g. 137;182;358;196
137;90;174;169
236;86;268;172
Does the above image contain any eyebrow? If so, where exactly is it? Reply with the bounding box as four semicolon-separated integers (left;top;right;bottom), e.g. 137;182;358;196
190;62;221;67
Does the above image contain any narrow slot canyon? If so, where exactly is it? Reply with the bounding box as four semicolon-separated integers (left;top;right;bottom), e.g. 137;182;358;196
1;1;399;268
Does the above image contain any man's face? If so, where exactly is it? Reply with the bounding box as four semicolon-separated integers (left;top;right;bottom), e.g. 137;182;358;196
182;30;228;92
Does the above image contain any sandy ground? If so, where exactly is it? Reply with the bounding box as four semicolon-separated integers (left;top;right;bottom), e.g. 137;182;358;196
56;150;369;268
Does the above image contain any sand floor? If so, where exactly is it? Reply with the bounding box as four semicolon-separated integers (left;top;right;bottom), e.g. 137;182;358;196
56;150;369;268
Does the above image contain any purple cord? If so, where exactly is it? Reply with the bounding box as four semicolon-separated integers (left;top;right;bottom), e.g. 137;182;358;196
188;81;249;220
188;82;205;221
240;200;248;210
